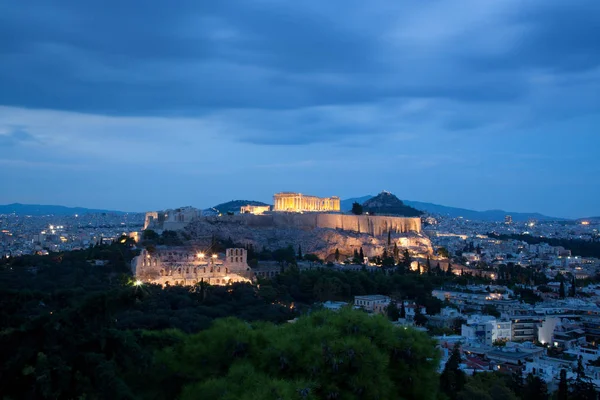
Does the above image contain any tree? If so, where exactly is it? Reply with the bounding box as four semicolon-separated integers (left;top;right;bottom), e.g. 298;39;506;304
413;307;428;326
447;263;454;277
142;229;159;241
400;301;406;319
393;243;400;261
158;308;441;400
522;373;548;400
388;230;392;246
402;249;412;272
436;262;443;276
303;254;321;264
273;245;297;267
438;247;450;258
458;372;518;400
440;343;467;400
557;369;568;400
510;367;524;395
351;202;363;215
334;248;340;262
572;356;597;400
297;245;303;260
559;281;566;299
359;247;364;263
382;255;395;268
387;301;400;321
482;304;500;318
570;276;577;297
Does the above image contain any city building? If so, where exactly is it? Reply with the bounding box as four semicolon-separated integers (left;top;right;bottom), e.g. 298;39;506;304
354;295;391;312
273;192;340;212
461;315;512;346
240;205;271;215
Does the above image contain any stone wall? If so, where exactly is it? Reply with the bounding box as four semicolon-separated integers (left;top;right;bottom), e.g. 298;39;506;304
207;213;421;236
315;214;421;235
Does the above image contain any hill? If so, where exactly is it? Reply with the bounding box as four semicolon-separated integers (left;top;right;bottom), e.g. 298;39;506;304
402;200;565;221
361;191;424;217
207;200;270;215
340;196;373;212
0;203;126;216
341;196;565;222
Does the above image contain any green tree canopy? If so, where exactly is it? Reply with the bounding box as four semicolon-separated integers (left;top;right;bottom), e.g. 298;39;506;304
157;308;441;400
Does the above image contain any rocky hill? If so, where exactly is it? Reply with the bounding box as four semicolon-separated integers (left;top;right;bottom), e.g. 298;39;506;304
342;195;565;221
362;192;423;217
185;216;432;260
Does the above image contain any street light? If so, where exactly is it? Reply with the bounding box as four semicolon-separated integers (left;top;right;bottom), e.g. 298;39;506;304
197;252;205;259
212;254;218;259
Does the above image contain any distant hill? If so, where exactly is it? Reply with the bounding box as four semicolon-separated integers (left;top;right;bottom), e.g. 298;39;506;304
207;200;270;215
0;203;126;216
340;196;373;212
361;192;424;217
341;196;566;222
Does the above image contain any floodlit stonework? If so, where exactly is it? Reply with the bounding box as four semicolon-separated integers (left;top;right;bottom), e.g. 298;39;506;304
185;213;431;260
143;206;200;232
273;192;340;212
132;247;253;286
240;204;271;215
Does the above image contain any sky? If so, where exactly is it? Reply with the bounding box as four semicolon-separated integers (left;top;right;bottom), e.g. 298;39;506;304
0;1;599;218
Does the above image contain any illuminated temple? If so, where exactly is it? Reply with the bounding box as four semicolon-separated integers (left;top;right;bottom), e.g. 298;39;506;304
273;192;340;212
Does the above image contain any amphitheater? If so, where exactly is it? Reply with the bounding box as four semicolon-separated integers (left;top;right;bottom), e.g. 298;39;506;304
132;247;253;286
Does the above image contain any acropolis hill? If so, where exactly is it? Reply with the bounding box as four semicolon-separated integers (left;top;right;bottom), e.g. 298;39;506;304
143;191;432;260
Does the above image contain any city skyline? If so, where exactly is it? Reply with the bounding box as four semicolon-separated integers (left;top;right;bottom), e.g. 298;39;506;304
1;1;599;218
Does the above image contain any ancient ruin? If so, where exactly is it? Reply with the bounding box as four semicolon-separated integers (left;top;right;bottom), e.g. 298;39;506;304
132;247;253;286
273;192;340;212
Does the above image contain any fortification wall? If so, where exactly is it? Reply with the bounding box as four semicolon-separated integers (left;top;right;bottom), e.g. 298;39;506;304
315;214;421;235
210;213;420;236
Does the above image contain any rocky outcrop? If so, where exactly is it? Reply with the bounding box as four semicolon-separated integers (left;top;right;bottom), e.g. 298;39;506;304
362;191;423;217
185;217;432;259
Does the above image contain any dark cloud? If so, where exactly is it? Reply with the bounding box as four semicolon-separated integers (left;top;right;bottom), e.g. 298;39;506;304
0;0;599;147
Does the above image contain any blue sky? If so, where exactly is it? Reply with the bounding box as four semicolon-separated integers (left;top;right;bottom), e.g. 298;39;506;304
0;0;599;218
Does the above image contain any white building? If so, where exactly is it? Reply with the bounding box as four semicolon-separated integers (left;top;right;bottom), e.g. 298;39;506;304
461;315;512;346
354;295;391;312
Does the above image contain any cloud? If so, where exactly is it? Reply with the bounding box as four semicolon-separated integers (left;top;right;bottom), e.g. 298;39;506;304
0;1;598;121
0;1;599;216
0;128;40;147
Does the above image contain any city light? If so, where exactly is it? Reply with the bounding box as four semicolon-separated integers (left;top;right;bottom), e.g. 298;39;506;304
134;280;143;287
212;254;218;259
197;252;205;259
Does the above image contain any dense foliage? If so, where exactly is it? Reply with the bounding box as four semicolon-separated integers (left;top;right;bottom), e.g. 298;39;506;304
0;241;576;399
156;308;441;400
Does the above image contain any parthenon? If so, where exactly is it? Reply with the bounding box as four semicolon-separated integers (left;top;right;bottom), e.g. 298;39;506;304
273;192;341;212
